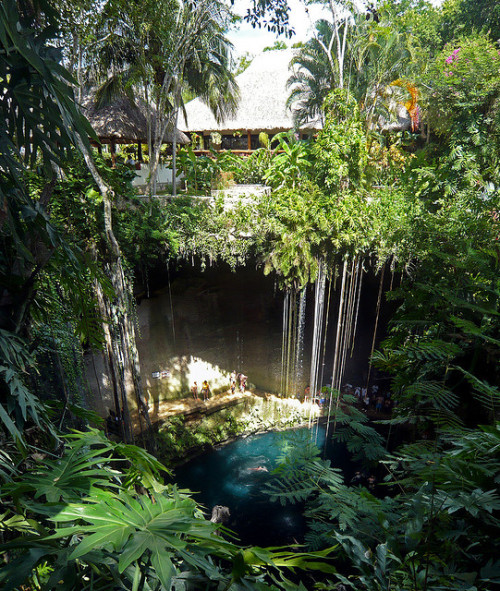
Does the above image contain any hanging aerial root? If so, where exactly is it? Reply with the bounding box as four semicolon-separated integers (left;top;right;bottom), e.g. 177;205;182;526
366;263;386;390
308;261;326;432
325;258;348;440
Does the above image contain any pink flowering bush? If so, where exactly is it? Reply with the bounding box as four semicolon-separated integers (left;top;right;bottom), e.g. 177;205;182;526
440;38;499;90
429;34;500;134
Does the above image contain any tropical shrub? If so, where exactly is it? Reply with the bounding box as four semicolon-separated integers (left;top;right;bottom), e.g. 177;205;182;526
313;89;369;194
263;132;313;190
177;145;217;194
429;34;500;140
0;430;336;589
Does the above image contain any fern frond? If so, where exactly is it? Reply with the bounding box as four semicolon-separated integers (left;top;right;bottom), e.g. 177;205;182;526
396;339;462;362
266;476;318;506
403;381;459;410
454;367;500;413
450;316;500;347
427;407;464;429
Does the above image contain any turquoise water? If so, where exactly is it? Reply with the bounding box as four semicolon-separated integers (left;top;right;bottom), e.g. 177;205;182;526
174;426;349;546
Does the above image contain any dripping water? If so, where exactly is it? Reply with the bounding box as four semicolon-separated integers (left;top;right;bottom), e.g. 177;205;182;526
293;288;307;396
280;287;307;397
308;263;326;432
318;277;332;392
324;257;365;442
325;259;348;439
351;259;363;357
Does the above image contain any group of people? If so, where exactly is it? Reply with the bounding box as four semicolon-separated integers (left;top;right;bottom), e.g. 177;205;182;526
191;380;211;401
190;371;249;403
302;386;329;406
230;370;247;394
344;383;393;413
350;471;378;491
299;383;392;414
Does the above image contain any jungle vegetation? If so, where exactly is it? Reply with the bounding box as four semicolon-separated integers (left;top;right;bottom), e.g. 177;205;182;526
0;0;499;589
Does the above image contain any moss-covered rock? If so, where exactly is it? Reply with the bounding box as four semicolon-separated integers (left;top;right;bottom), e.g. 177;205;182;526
156;394;317;465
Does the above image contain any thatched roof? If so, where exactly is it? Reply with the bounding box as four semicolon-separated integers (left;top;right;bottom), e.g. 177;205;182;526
82;94;189;144
181;49;322;135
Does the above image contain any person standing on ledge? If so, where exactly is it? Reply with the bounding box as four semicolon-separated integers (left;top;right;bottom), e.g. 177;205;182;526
201;380;211;401
191;381;198;400
239;373;247;393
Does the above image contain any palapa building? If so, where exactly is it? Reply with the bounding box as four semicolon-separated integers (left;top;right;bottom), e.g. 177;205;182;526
181;49;322;152
82;94;189;166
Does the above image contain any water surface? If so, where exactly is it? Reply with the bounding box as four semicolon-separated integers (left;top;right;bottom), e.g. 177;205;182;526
174;426;351;546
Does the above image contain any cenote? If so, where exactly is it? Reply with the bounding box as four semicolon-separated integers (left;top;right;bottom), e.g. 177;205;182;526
173;425;353;547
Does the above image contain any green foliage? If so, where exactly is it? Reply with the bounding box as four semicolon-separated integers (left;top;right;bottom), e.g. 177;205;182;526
266;419;500;590
263;132;312;190
0;430;336;590
439;0;500;45
232;146;273;184
379;0;443;59
177;145;217;194
330;396;387;462
313;89;369;194
287;18;338;127
374;241;499;432
263;40;288;52
161;195;257;268
234;52;253;76
0;0;96;337
0;329;50;449
260;183;330;288
428;34;500;143
47;151;187;271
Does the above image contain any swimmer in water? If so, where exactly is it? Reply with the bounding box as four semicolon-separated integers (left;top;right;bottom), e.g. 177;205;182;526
248;465;268;472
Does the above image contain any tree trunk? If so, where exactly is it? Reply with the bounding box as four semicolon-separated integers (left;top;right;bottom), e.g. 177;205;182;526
94;276;133;443
77;137;154;449
172;101;179;197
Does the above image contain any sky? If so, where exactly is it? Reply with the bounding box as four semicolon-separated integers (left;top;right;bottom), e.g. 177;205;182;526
227;0;445;58
227;0;329;57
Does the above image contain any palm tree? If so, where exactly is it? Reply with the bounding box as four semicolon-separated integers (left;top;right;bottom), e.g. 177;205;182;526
287;6;415;134
285;2;357;128
142;0;239;195
79;0;238;194
286;19;338;127
350;22;415;131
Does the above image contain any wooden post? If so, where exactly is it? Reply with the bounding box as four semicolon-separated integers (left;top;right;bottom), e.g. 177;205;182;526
247;130;251;151
110;140;116;168
137;142;143;162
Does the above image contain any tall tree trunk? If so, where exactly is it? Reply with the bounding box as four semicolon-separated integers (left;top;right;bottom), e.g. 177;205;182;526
94;277;133;443
77;137;154;448
172;85;181;197
148;110;175;196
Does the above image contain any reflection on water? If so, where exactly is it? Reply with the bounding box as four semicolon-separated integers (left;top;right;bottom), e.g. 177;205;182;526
174;426;347;547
